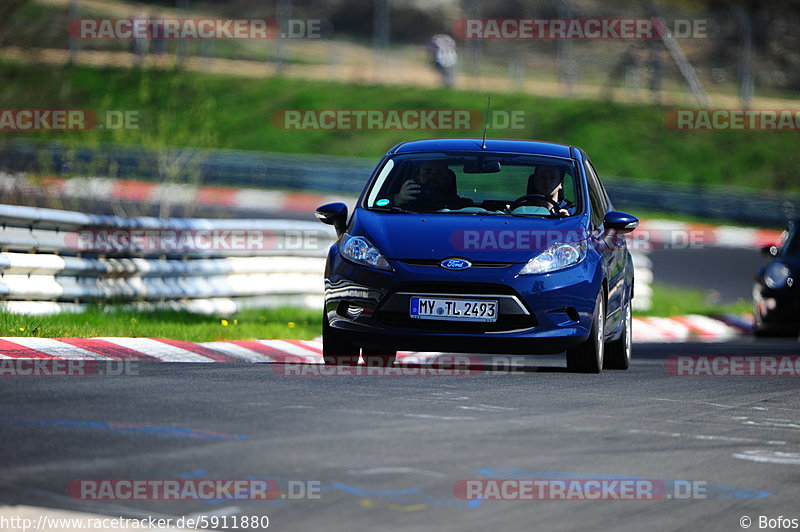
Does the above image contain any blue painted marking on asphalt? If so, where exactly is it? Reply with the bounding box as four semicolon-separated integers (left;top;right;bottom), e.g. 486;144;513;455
467;498;484;508
331;482;421;497
178;469;209;478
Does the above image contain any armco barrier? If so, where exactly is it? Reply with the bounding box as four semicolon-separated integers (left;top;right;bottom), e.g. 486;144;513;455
0;203;336;315
0;203;654;315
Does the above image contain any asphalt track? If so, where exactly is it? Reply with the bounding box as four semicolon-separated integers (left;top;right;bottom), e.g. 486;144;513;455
650;247;766;305
1;338;799;532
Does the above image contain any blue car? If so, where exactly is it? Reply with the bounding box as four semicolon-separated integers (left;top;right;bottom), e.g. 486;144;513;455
315;139;639;373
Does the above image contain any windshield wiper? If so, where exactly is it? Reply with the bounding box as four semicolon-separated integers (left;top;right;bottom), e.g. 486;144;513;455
507;212;562;218
369;206;411;214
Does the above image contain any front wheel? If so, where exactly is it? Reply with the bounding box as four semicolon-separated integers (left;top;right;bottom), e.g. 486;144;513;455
605;298;632;370
322;314;360;366
566;294;605;373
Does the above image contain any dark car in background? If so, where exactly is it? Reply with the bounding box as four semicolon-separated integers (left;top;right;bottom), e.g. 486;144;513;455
753;218;800;337
315;139;639;373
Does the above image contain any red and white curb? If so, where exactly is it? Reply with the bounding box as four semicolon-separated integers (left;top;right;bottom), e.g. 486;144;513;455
634;219;783;250
0;172;354;216
0;314;755;362
633;314;753;343
0;337;423;363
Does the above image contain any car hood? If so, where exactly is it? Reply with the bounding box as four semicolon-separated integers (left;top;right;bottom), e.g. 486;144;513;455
350;208;591;263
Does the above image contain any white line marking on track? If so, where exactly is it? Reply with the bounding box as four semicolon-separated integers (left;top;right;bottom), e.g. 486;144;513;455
623;428;786;445
733;450;800;465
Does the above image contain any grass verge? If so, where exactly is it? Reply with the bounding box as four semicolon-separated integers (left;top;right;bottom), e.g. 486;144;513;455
0;286;750;342
1;60;798;193
0;306;322;342
641;283;751;318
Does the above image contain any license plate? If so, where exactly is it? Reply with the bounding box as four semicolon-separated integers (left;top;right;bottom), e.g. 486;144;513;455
409;297;498;322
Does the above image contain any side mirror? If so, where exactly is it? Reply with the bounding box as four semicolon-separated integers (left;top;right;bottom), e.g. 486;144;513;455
604;211;639;235
315;202;348;236
761;244;779;257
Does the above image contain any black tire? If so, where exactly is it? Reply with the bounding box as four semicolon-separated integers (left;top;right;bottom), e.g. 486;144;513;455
752;305;783;338
322;314;360;366
361;349;396;368
566;293;605;373
605;298;632;370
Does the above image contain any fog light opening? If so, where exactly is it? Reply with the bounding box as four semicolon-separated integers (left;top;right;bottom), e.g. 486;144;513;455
346;305;364;319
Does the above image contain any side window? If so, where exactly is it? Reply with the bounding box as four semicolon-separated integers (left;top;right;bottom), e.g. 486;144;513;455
583;160;606;228
588;160;613;211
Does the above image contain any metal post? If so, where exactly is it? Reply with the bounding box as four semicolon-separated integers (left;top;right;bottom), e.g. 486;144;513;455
176;0;189;66
275;0;291;74
509;48;525;91
657;19;710;108
464;0;481;84
733;8;753;110
68;0;80;64
554;0;577;96
372;0;389;81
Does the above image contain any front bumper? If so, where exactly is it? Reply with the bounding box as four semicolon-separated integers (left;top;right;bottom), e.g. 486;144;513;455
324;248;604;354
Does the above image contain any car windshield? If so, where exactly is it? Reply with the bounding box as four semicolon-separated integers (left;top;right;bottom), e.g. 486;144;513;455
364;152;581;216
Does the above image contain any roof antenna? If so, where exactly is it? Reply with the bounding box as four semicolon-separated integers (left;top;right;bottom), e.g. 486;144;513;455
481;96;491;149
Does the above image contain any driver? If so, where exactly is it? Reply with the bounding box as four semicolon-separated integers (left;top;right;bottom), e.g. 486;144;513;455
527;165;570;216
393;161;471;211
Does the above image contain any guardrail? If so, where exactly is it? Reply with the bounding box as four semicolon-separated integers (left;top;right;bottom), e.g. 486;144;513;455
0;204;336;315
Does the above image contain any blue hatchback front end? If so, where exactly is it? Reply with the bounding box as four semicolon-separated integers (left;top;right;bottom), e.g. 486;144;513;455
316;139;638;372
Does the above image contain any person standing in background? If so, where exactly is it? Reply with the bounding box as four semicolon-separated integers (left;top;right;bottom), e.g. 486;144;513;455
429;34;457;88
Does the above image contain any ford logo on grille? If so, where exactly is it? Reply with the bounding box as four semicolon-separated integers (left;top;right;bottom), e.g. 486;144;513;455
440;258;472;271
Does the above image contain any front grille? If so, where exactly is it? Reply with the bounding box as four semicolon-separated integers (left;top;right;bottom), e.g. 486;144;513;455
393;282;518;295
400;259;514;269
376;311;536;332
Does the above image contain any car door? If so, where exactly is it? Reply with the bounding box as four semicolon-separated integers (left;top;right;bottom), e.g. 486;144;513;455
583;156;627;334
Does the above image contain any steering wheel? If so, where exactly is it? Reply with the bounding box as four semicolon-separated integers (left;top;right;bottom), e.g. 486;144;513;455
509;194;561;212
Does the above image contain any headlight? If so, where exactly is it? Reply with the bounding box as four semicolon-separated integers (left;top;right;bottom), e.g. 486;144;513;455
764;261;791;289
518;242;587;275
340;234;392;271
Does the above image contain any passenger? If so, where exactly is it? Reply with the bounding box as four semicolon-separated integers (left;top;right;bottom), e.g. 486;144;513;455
393;161;471;211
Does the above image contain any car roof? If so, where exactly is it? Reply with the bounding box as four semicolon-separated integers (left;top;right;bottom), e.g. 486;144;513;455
388;138;575;158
